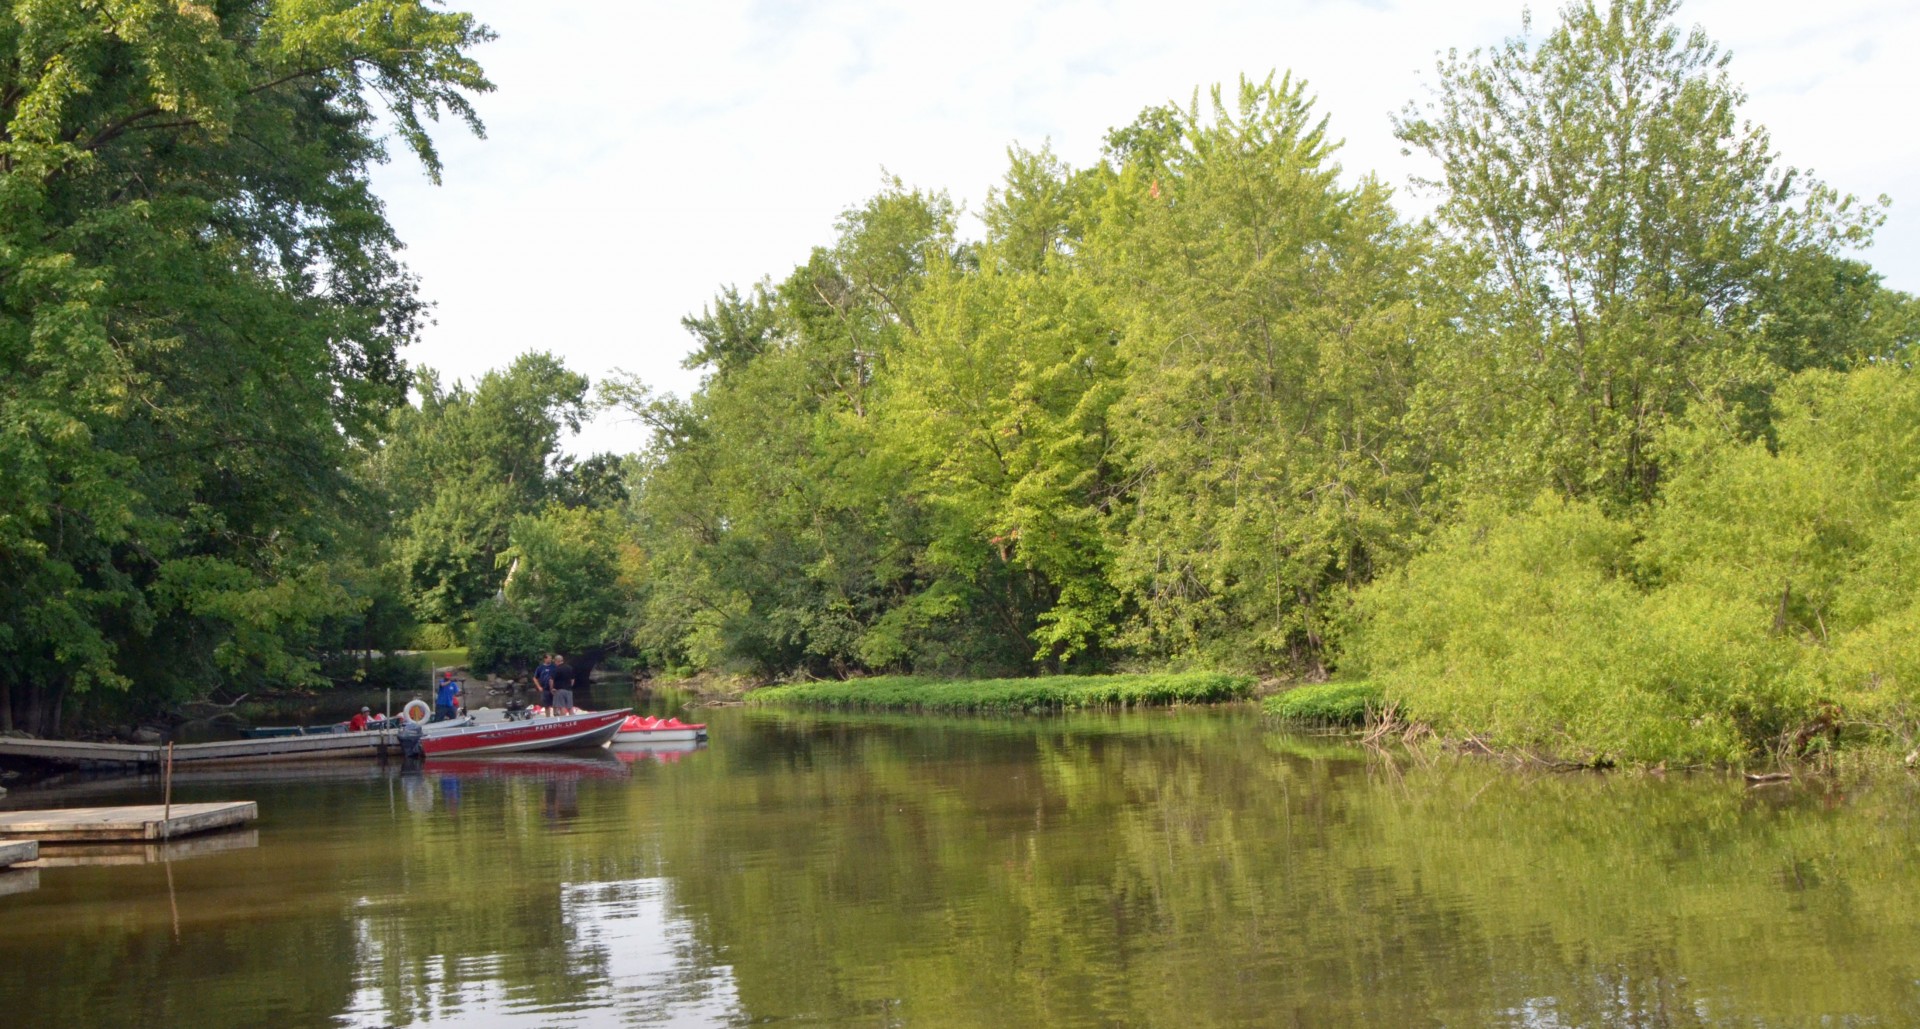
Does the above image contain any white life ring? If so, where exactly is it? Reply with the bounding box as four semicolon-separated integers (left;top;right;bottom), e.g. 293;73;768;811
402;699;432;724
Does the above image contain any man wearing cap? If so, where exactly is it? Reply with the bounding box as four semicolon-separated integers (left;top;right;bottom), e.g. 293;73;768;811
348;706;373;732
434;671;463;722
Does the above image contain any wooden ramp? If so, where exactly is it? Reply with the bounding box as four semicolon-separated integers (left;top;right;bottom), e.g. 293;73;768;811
0;839;36;867
0;732;391;767
0;802;257;842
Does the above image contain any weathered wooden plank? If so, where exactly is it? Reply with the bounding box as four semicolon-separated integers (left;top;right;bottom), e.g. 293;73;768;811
0;731;391;766
0;738;159;765
0;839;36;867
171;733;390;762
0;802;257;842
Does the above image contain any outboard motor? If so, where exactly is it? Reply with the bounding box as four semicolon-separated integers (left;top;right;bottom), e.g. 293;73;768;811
397;717;426;762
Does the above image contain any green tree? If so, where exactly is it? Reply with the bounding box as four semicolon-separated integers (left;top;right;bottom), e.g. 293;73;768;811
871;148;1127;670
1091;75;1441;671
493;504;639;685
375;352;590;628
1394;0;1892;507
611;183;958;677
0;0;491;733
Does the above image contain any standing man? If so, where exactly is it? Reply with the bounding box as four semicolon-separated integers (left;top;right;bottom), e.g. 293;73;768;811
434;670;462;722
535;653;555;714
551;654;575;716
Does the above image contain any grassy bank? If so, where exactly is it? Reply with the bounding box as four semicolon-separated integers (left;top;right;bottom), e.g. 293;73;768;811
1263;681;1384;727
747;672;1255;713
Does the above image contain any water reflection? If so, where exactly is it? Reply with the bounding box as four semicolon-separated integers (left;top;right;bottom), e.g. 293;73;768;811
338;877;740;1028
0;707;1917;1027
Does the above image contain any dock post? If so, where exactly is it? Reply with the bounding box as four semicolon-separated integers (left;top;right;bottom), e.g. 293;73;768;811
161;743;175;840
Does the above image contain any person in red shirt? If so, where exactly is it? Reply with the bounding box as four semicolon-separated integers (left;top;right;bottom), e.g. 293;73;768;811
348;706;373;732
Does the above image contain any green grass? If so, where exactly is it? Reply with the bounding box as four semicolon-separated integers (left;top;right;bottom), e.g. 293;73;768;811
1263;681;1384;726
748;672;1255;713
411;648;469;671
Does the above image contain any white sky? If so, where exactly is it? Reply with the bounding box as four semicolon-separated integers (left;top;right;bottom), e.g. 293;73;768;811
365;0;1920;457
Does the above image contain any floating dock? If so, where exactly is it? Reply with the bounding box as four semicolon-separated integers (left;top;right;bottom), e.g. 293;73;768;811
0;839;35;867
0;732;391;768
0;802;257;842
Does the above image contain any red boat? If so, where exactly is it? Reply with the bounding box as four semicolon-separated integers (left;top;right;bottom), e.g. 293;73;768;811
420;708;630;757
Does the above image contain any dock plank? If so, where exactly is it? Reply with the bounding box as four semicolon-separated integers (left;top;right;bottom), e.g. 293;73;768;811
0;732;391;766
0;802;257;842
0;839;36;867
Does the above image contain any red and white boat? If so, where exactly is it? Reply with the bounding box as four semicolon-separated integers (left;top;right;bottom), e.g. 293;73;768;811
420;708;630;757
613;714;708;744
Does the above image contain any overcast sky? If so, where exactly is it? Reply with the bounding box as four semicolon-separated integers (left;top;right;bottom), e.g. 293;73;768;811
365;0;1920;457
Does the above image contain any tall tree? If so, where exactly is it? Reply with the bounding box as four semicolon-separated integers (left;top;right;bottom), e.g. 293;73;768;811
1394;0;1892;506
0;0;491;733
1091;76;1440;671
375;352;591;627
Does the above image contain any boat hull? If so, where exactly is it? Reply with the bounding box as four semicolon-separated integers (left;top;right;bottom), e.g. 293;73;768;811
419;709;629;757
613;727;703;743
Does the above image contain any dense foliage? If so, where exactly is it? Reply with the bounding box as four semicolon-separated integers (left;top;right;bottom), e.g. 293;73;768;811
1359;368;1920;764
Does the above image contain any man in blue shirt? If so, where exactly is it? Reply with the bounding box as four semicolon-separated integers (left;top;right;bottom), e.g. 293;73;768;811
534;654;555;712
434;671;462;722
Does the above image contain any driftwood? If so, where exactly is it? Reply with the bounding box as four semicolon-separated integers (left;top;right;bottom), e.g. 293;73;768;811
1745;771;1792;786
176;693;251;712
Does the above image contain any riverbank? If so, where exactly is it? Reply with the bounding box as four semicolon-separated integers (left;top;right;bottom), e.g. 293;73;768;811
745;672;1254;712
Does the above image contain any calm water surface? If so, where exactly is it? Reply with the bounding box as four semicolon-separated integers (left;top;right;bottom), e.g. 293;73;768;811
2;702;1918;1027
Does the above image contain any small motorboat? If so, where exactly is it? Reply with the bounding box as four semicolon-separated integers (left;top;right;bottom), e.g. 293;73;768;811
419;708;630;757
612;715;707;744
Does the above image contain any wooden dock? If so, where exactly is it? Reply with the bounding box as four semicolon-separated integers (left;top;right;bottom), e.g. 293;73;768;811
0;802;257;842
0;839;36;867
25;830;257;868
0;731;392;768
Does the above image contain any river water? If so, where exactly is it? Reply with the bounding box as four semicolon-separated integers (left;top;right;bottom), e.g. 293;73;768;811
2;701;1918;1027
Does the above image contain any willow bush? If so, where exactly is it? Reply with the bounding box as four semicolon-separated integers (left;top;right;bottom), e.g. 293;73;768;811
1354;368;1920;765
